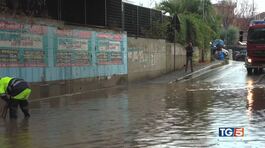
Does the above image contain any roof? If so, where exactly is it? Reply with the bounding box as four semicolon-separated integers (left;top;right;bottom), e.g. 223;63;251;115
249;20;265;28
254;12;265;20
249;24;265;29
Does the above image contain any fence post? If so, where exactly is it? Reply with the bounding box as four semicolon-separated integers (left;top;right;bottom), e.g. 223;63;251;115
105;0;107;26
84;0;87;25
121;2;124;31
137;6;139;37
57;0;61;20
150;9;152;34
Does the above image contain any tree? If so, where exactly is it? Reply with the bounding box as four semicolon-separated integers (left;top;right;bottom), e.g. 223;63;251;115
157;0;213;17
235;0;256;18
214;0;237;29
157;0;220;47
157;0;221;62
214;0;256;31
234;0;256;31
156;0;182;15
157;0;219;34
221;26;239;45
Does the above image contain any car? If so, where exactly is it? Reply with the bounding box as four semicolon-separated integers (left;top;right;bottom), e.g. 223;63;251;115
233;51;240;60
235;50;247;61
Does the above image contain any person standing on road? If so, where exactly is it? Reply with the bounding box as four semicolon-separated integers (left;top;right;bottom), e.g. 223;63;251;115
185;41;194;72
0;77;31;119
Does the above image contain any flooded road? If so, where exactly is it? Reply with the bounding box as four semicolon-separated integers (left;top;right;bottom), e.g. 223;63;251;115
1;61;265;147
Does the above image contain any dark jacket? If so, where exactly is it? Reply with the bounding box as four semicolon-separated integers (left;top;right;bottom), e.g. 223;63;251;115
186;45;193;57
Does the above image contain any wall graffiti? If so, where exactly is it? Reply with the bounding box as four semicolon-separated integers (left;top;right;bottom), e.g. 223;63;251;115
128;48;156;68
0;20;47;67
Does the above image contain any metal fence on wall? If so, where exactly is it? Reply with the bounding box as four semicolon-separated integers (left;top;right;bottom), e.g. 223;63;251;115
1;0;172;38
53;1;172;38
0;0;5;7
123;2;170;37
48;1;169;38
46;0;122;28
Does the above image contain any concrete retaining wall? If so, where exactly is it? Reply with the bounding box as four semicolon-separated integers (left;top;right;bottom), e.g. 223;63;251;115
0;16;211;100
128;37;167;82
127;38;211;82
128;38;192;82
30;75;127;99
165;43;186;73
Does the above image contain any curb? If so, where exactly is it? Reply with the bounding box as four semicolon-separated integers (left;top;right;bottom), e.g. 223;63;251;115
170;61;227;83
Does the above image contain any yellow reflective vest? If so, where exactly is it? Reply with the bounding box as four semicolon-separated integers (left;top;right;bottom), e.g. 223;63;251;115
0;77;12;95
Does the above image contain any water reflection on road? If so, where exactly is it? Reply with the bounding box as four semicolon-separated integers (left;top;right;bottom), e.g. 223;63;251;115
1;62;265;147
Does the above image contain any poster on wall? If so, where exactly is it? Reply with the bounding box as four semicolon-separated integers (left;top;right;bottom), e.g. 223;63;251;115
0;49;20;67
56;30;92;67
0;20;47;67
24;50;46;67
96;33;123;65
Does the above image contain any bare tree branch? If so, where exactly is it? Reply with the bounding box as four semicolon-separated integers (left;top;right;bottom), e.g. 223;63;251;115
216;0;237;29
235;0;256;18
234;0;256;30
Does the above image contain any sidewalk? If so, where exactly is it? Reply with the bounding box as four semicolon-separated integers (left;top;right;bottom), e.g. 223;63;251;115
148;60;225;84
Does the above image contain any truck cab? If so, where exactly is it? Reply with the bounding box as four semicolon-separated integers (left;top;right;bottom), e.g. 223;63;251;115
245;20;265;74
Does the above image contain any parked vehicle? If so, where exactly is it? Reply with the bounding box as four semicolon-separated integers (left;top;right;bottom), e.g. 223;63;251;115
234;50;247;61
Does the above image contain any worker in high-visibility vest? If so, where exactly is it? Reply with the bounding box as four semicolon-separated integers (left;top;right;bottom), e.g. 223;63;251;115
0;77;31;119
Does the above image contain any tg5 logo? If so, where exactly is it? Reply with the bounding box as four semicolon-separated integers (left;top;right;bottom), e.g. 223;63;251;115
219;128;244;137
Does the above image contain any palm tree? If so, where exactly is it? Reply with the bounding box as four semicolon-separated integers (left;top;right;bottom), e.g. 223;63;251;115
157;0;213;17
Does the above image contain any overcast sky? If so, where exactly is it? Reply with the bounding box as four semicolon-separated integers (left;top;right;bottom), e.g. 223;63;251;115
125;0;265;14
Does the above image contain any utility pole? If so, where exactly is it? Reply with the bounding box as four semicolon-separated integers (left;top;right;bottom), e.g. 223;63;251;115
201;0;205;62
252;0;254;17
174;29;176;71
172;14;178;71
202;0;205;20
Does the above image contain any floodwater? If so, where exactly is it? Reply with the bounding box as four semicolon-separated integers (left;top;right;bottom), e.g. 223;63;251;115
1;61;265;148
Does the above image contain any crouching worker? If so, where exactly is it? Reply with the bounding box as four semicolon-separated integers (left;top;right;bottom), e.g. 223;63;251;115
0;77;31;119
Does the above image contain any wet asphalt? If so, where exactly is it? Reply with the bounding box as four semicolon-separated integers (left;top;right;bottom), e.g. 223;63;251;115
1;61;265;148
